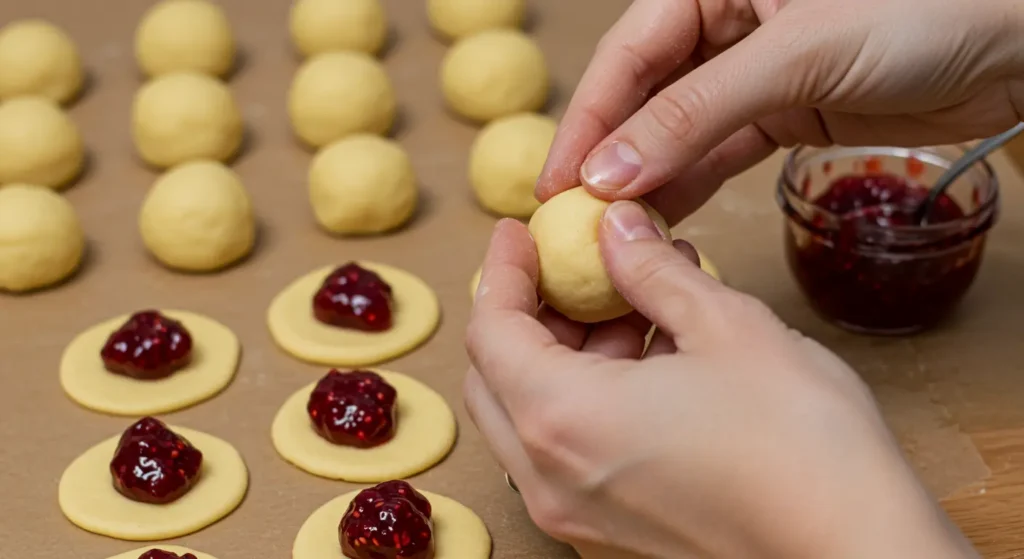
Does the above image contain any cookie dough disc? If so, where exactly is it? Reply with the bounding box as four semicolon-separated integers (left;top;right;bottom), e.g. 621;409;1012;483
58;426;248;541
293;490;491;559
267;262;440;366
108;546;218;559
272;370;456;482
60;310;240;416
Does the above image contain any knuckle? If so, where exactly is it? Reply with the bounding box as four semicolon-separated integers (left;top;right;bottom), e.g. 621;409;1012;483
516;395;579;470
642;89;707;147
522;491;575;540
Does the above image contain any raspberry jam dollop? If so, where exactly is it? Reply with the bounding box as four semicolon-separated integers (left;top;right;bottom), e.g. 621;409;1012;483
110;417;203;504
138;551;198;559
307;370;397;448
340;480;434;559
313;263;394;332
101;310;193;379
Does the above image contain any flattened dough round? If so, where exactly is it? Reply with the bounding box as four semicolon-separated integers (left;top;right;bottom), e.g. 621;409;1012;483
58;426;248;541
60;310;240;416
293;489;491;559
272;370;456;482
107;546;217;559
267;262;440;366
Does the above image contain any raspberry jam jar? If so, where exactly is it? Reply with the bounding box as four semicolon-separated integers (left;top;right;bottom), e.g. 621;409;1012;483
776;145;999;335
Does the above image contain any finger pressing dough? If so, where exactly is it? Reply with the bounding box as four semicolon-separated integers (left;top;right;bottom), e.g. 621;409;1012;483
293;489;491;559
441;29;548;123
529;187;670;323
135;0;236;78
469;112;554;218
132;72;243;168
288;51;395;148
0;19;83;104
272;370;456;482
267;262;440;366
58;425;248;541
139;160;255;272
107;546;217;559
290;0;388;57
0;184;84;293
428;0;525;41
309;135;417;235
0;96;84;189
60;310;240;415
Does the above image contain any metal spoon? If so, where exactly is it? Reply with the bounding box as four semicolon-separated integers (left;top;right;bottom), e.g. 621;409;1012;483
913;122;1024;225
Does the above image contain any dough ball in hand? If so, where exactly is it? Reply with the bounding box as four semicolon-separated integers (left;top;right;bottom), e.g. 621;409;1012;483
288;52;395;148
0;184;85;293
0;20;84;105
309;135;417;235
290;0;387;57
528;186;670;323
0;96;84;189
139;160;255;272
441;29;548;122
132;72;243;168
470;112;555;218
135;0;236;78
428;0;525;41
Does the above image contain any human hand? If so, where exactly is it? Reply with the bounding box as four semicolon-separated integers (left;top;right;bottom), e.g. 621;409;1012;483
464;206;979;558
537;0;1024;224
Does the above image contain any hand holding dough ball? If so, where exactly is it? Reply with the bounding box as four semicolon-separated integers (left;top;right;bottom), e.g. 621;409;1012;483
470;112;556;218
288;52;395;148
135;0;236;78
528;187;670;323
290;0;387;57
0;96;84;189
0;20;83;104
428;0;525;40
132;72;243;168
139;160;255;272
309;135;417;235
441;29;548;122
0;184;84;292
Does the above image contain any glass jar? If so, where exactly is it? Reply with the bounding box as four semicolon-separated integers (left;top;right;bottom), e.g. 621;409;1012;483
776;145;999;335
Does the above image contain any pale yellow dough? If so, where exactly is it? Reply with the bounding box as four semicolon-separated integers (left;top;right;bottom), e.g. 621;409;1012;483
135;0;236;78
0;96;84;189
290;0;388;57
0;184;84;293
469;112;555;218
107;545;217;559
58;426;248;541
59;310;240;416
267;262;440;366
272;370;456;482
0;19;84;104
293;489;491;559
428;0;526;40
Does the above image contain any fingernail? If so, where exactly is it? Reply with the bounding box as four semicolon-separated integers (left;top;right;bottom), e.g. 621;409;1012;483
582;141;642;191
605;201;661;241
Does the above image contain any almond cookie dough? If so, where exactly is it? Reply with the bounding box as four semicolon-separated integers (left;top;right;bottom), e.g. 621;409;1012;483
60;310;240;415
469;112;555;218
0;19;83;104
267;262;440;366
441;29;548;122
58;425;248;541
272;370;456;482
108;546;217;559
0;184;84;293
428;0;525;41
0;96;84;189
290;0;387;57
293;488;491;559
135;0;236;78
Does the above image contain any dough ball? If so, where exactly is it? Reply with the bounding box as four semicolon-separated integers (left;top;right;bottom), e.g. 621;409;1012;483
0;20;84;104
441;29;548;122
289;0;387;57
0;184;85;292
428;0;525;40
470;112;555;218
135;0;236;78
139;160;255;272
288;51;395;148
0;96;84;189
132;72;243;168
528;186;670;323
309;135;416;235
